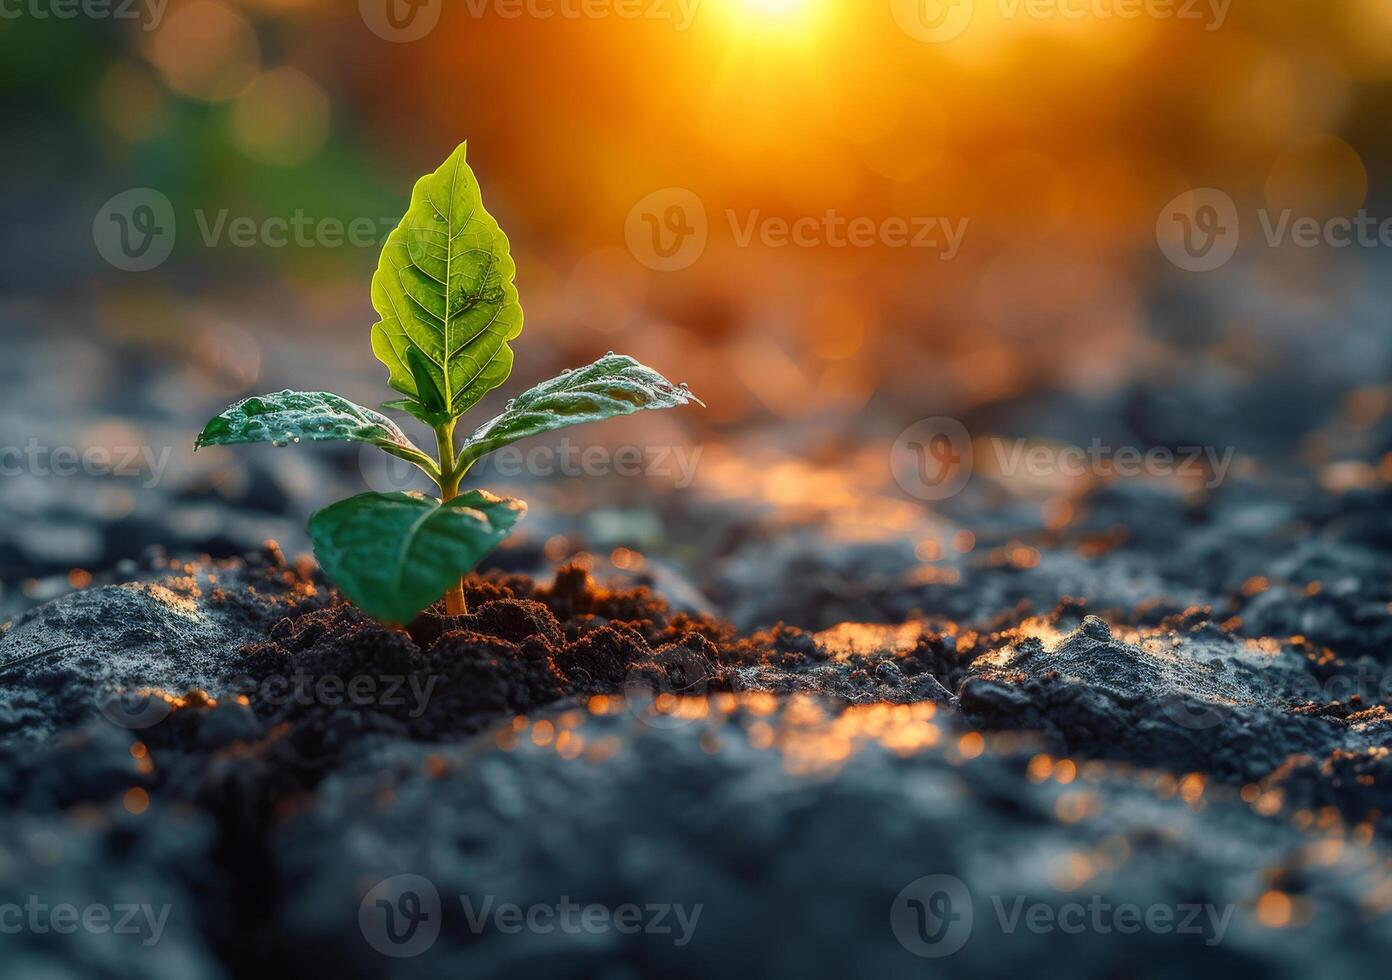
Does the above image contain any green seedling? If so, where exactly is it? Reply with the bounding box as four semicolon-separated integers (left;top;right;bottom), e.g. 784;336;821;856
196;143;701;623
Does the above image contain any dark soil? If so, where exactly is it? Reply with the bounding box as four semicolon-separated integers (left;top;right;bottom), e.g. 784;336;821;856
2;540;1391;977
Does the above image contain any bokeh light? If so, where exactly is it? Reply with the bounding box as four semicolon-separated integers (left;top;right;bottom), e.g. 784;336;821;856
231;67;332;166
144;0;260;103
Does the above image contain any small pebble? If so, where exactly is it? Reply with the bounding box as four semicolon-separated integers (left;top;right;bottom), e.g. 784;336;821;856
875;660;904;685
1080;616;1112;641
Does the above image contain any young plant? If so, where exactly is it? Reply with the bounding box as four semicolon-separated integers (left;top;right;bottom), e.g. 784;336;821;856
195;143;701;623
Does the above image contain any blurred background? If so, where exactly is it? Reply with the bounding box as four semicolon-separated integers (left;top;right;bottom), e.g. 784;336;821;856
2;0;1390;626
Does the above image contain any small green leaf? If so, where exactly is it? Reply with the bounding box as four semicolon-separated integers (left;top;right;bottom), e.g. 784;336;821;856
407;347;447;413
370;142;524;420
196;389;420;453
381;398;452;428
457;353;702;468
308;490;525;623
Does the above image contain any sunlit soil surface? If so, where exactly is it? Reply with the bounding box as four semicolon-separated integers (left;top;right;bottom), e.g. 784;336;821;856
2;541;1392;973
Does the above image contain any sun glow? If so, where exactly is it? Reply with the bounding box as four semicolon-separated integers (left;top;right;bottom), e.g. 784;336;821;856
743;0;810;16
716;0;827;42
692;0;835;144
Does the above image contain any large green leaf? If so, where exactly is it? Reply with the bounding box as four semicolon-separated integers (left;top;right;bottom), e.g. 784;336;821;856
308;490;525;623
195;391;431;470
370;142;524;421
457;353;702;468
